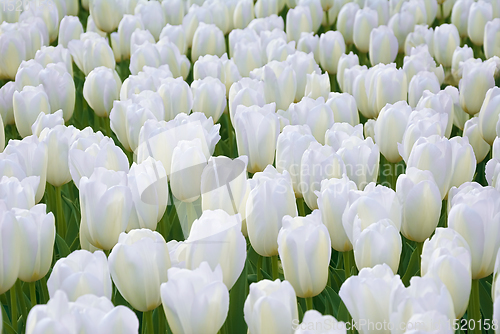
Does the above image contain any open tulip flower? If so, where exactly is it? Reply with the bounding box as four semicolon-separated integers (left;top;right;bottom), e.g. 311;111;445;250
3;0;500;332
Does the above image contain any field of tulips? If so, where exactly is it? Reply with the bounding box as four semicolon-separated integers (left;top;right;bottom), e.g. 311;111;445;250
1;0;500;333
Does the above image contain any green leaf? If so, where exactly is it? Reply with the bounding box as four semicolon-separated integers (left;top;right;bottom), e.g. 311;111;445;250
337;300;350;323
225;263;248;333
401;244;420;286
324;286;342;318
479;278;493;321
55;233;71;259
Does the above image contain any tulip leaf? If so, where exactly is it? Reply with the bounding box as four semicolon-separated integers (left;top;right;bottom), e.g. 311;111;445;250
479;278;493;322
1;305;16;334
324;286;341;318
337;300;350;323
225;264;248;333
55;233;71;259
401;244;421;286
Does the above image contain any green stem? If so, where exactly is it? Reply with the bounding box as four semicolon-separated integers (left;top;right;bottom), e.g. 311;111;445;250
305;297;313;311
297;197;306;217
55;186;66;238
343;251;352;279
15;279;28;323
104;116;112;139
271;255;279;280
10;285;17;331
29;281;37;308
416;242;423;273
143;310;154;334
468;279;481;334
257;256;263;281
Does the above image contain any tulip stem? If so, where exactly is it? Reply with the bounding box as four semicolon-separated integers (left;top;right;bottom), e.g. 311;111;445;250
29;281;37;308
271;255;279;280
297;197;306;217
467;279;481;334
416;242;423;273
104;116;112;139
257;256;263;281
55;186;66;238
143;310;154;334
10;285;18;331
343;251;351;279
305;297;313;311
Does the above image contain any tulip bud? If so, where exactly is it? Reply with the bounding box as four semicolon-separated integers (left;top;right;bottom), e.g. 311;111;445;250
416;89;455;138
35;45;73;76
108;229;170;312
233;0;255;29
134;0;165;41
244;279;299;334
39;63;76;121
448;136;476;191
339;264;405;334
325;122;364;151
0;175;39;210
336;52;359;92
159;24;186;56
479;87;500;145
286;51;321;103
156;39;191;80
403;45;445;85
408;71;441;107
246;166;297;257
421;228;472;318
316;175;357;252
485;18;500;59
468;0;493;46
452;0;474;38
191;23;226;62
0;30;26;80
318;31;346;75
405;24;434;56
389;276;456;333
191;77;227;123
371;64;408;117
157;77;193;121
228;77;266;120
396;167;442;242
304;72;330;100
130;29;156;56
353;7;378;53
300;142;345;209
0;209;20;294
87;15;107;38
299;0;324;32
369;25;398;66
68;33;116;76
255;0;279;18
88;0;123;33
129;42;161;75
79;168;133;250
337;3;360;46
433;24;460;68
234;103;280;173
0;81;15;125
266;38;296;63
325;92;359;126
184;210;246;289
13;85;51;138
286;6;313;42
374;101;411;163
161;262;228;334
338;137;380;190
15;204;54;283
459;61;497;116
58;15;84;48
47;249;112;301
388;10;416;53
278;210;331;297
463;117;490;164
69;133;129;188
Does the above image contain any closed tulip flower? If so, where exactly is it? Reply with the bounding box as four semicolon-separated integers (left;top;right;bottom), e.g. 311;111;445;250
58;16;84;48
406;135;453;199
161;262;228;334
353;7;378;53
266;39;296;63
35;45;73;76
109;229;170;312
304;72;330;100
336;52;359;92
374;101;411;163
191;23;226;62
389;276;456;334
448;136;476;190
316;175;357;252
421;228;472;318
39;63;76;121
0;175;39;210
433;24;460;68
15;204;55;282
110;16;144;61
370;64;408;117
287;51;321;103
460;61;497;116
403;45;445;84
0;209;20;294
353;218;402;273
129;42;161;75
485;19;500;59
233;40;264;77
298;0;323;31
337;137;380;190
479;87;500;145
13;85;51;138
408;71;441;108
286;6;313;42
467;0;492;46
416;89;454;137
337;3;360;45
244;279;299;334
2;135;48;203
233;0;255;29
79;168;133;250
47;249;112;301
297;33;319;64
452;0;473;38
88;0;122;33
396;168;442;242
0;81;16;125
300;142;345;209
134;0;165;41
449;186;500;279
278;210;331;298
388;10;416;53
318;31;346;75
369;25;398;66
261;61;297;111
234;103;280;173
326;92;359;126
15;60;43;93
161;0;184;25
191;77;226;123
184;210;246;289
325;123;364;151
130;29;156;55
68;32;116;76
157;77;193;121
39;125;81;187
463;117;490;164
339;264;404;334
228;78;265;121
159;25;186;56
405;24;434;56
246;166;297;257
0;30;26;80
69;133;129;188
